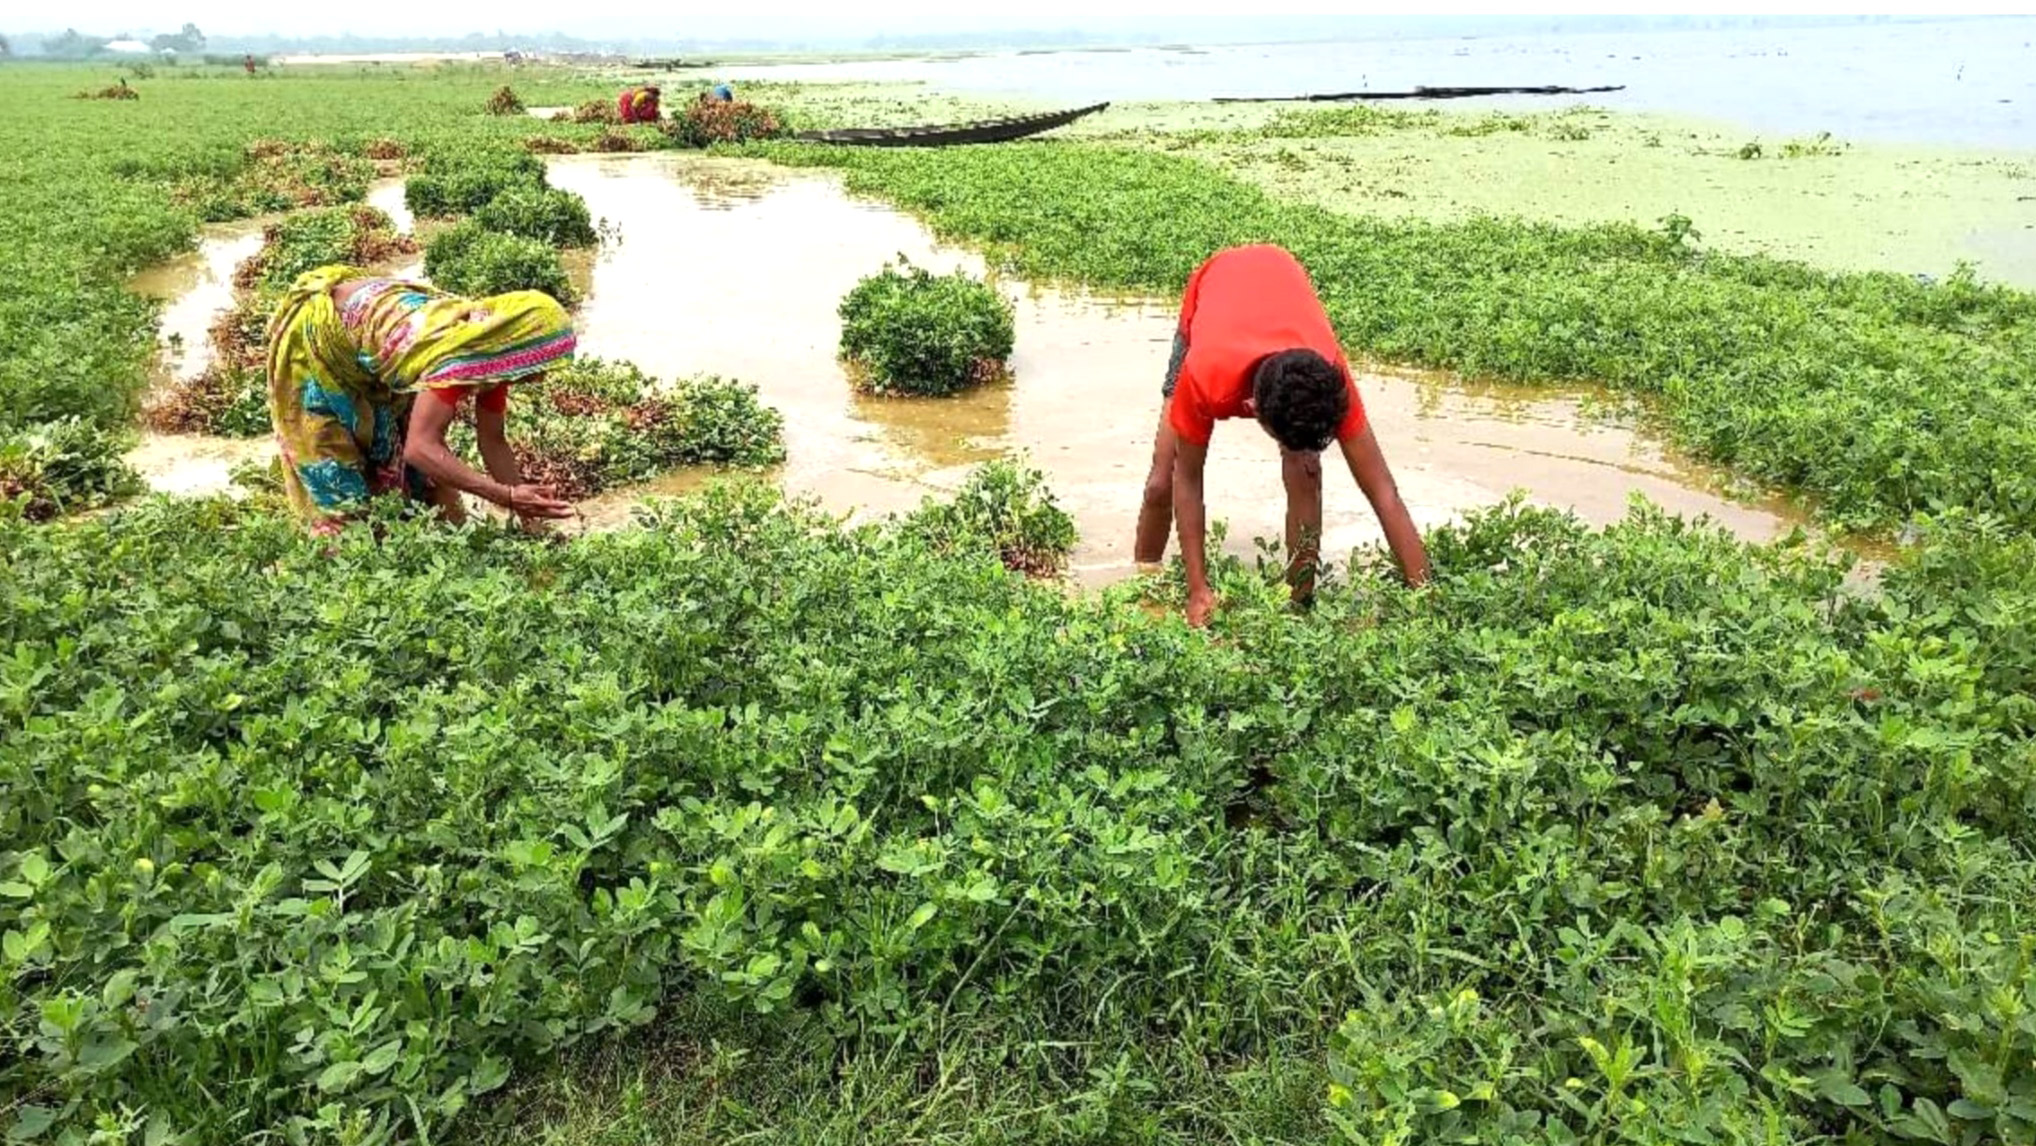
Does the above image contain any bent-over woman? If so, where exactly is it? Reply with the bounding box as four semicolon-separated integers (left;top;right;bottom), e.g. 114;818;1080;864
265;265;578;533
618;85;661;124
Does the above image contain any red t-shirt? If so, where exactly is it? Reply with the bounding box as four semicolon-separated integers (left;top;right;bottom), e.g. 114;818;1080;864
1166;245;1365;448
431;384;510;414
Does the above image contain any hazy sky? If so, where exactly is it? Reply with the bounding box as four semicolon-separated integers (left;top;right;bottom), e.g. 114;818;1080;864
26;4;1967;40
41;2;1267;37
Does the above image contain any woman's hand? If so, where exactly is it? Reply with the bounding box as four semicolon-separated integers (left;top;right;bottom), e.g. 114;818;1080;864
1186;586;1219;628
506;483;574;521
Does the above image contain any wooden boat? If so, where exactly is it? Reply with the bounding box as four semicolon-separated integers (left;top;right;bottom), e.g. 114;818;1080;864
1215;84;1625;104
794;102;1110;147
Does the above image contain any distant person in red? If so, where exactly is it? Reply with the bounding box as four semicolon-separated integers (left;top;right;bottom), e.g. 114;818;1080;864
617;85;661;124
243;54;256;77
1136;244;1431;626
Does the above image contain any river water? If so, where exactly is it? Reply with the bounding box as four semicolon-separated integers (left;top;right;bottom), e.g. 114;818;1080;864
128;154;1823;578
717;17;2036;147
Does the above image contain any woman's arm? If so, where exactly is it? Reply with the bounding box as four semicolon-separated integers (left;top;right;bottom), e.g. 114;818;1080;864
472;393;567;531
404;393;574;521
473;390;523;491
1337;426;1431;587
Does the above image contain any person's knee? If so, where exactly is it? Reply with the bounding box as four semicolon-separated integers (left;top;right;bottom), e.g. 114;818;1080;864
1142;471;1173;511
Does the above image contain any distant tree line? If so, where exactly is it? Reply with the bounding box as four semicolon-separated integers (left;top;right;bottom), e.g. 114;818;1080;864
18;23;200;58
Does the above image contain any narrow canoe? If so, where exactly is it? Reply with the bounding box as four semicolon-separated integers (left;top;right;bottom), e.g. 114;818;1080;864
794;102;1111;147
1213;84;1626;104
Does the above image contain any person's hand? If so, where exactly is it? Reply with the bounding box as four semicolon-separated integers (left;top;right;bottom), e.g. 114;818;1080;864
1185;586;1218;628
506;483;574;521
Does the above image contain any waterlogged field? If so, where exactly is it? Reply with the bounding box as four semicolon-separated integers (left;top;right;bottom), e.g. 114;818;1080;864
758;139;2036;536
3;61;2036;1145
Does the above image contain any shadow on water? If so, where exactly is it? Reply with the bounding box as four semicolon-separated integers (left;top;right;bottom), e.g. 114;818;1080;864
129;153;1844;581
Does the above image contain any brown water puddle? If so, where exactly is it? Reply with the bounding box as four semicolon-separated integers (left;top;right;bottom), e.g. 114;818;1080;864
129;221;268;386
549;153;1823;580
123;154;1835;581
124;433;271;497
366;177;417;236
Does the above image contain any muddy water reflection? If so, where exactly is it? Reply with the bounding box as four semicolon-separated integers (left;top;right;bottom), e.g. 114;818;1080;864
127;221;277;498
555;153;1815;578
366;178;415;234
129;221;266;385
125;433;270;497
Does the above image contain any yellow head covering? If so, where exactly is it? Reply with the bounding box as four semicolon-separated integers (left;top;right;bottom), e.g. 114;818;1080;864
269;265;577;398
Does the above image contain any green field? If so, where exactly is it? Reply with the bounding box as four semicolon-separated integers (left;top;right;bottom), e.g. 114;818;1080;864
4;62;2036;1145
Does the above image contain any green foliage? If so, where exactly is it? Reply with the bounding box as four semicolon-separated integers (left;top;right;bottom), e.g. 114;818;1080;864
485;85;525;116
149;207;412;439
425;223;575;303
40;29;107;60
405;148;549;218
837;260;1015;396
766;140;2036;533
241;204;412;290
0;417;140;521
652;373;789;470
0;63;619;517
150;23;207;55
3;490;2034;1142
5;64;2036;1144
448;357;784;498
146;361;269;438
171;140;373;221
0;277;155;434
667;100;786;148
473;187;599;248
904;459;1075;575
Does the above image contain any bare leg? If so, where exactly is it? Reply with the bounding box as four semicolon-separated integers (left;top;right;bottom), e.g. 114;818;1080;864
1134;408;1178;564
1281;447;1323;602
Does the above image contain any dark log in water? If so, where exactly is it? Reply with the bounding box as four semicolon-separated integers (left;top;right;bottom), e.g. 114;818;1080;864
793;102;1110;147
1214;84;1626;104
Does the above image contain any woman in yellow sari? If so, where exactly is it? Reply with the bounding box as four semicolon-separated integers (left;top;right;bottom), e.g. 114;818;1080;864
265;265;579;533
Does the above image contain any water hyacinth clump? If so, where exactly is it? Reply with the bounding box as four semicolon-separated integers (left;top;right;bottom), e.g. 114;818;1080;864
838;260;1016;397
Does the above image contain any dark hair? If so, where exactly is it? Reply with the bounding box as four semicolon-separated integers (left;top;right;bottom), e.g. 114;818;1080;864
1252;349;1348;452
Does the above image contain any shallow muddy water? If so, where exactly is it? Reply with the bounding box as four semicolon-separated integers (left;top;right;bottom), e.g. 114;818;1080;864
549;153;1816;580
124;433;271;497
129;221;267;386
127;153;1827;580
366;178;416;236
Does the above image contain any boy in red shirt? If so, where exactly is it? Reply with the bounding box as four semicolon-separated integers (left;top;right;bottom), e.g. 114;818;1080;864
1136;245;1431;626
